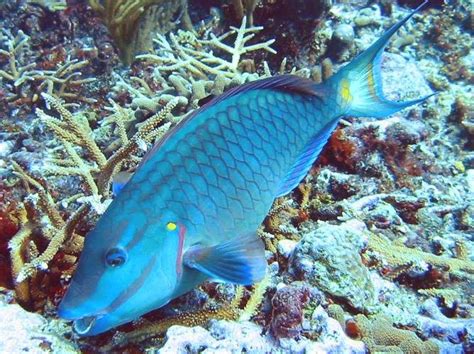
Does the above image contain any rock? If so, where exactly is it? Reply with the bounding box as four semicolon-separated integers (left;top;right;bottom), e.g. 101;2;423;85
308;306;366;353
354;6;381;27
159;320;273;353
329;24;355;61
289;220;376;311
381;52;433;103
277;239;298;258
0;301;78;354
159;325;217;353
467;169;474;193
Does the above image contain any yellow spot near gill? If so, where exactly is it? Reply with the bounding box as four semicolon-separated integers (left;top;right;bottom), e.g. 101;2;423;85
166;222;177;231
341;79;352;102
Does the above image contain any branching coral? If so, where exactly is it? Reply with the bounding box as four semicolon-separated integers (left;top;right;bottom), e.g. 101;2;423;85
88;0;188;64
37;93;182;201
137;17;276;79
116;18;279;114
6;91;185;299
9;161;89;306
0;29;95;104
0;30;36;101
231;0;261;26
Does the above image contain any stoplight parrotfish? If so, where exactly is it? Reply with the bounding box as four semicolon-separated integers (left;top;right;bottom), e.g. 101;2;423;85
58;1;433;336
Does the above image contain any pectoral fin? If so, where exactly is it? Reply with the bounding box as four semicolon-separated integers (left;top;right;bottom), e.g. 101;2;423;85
183;233;266;285
112;171;133;196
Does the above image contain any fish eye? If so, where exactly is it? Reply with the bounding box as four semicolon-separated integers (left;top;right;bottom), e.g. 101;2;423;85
105;247;127;268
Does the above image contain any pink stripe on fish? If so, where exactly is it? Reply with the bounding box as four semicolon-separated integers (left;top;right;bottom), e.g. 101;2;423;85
176;223;186;277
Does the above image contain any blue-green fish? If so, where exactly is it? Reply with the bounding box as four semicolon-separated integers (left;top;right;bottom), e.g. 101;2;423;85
58;2;432;336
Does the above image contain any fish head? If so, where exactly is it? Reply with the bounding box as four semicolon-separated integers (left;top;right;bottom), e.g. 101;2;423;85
57;208;187;336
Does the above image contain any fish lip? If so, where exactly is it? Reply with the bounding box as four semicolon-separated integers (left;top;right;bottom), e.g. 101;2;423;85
72;314;103;335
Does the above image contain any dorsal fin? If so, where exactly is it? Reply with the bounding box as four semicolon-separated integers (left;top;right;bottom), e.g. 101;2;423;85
210;75;323;105
141;75;323;165
275;119;339;197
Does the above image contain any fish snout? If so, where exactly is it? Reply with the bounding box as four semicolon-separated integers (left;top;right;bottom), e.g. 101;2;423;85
57;303;107;336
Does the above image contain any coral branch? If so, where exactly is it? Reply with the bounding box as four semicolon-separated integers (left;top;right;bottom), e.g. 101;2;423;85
16;204;89;283
96;97;180;193
137;17;275;79
39;93;107;168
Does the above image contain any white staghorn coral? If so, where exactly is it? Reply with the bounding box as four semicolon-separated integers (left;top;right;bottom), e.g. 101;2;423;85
137;17;276;79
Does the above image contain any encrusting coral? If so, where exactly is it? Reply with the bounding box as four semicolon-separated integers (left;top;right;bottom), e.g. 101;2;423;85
353;313;439;353
366;232;474;280
327;304;440;353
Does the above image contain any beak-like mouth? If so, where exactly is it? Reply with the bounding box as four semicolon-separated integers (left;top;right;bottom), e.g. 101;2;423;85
73;315;101;335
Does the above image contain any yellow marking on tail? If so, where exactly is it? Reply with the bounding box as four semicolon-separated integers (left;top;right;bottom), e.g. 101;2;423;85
341;79;352;103
367;63;377;98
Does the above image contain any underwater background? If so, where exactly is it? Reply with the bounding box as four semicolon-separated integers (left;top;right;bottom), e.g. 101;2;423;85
0;0;472;353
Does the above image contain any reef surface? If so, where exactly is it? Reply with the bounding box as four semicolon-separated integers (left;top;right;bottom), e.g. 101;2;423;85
0;0;472;353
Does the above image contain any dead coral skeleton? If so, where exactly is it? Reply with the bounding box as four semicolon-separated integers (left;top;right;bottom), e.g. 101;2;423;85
0;29;95;103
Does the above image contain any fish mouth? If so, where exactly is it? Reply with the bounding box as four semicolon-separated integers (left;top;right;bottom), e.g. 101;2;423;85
73;315;102;335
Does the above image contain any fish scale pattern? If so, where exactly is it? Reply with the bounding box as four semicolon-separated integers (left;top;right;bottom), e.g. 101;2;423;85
121;88;327;244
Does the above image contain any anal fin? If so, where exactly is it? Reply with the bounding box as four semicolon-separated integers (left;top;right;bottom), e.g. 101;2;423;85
275;119;339;197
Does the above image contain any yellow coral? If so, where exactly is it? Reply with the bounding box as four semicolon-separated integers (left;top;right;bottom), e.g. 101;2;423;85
367;233;474;279
354;314;439;354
